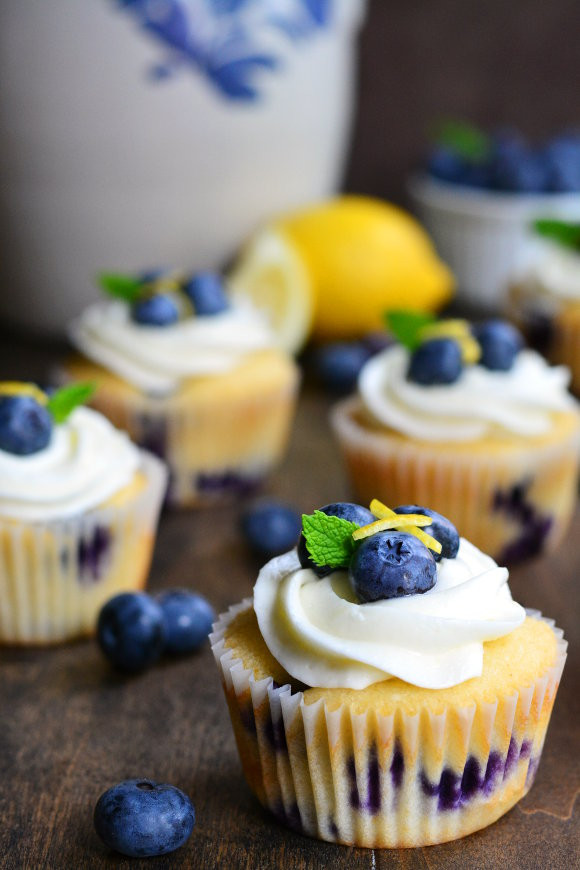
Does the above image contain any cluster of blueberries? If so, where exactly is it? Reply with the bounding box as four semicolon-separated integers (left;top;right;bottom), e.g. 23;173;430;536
131;271;230;327
409;319;524;386
297;502;459;602
428;129;580;193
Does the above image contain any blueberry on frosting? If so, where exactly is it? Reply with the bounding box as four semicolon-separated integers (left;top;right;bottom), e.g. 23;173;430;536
298;502;376;577
408;338;463;385
0;394;52;456
132;293;180;327
349;531;437;602
472;320;523;371
394;505;459;562
182;271;230;316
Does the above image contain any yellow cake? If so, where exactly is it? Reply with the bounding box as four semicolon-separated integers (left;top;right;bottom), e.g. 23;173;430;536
331;327;580;563
211;504;566;848
0;383;167;644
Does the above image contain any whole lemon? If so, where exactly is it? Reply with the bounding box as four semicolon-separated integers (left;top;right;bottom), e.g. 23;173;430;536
279;195;454;340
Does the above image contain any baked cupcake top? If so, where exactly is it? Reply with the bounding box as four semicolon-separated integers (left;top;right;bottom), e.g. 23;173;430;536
254;499;525;691
518;219;580;301
0;382;140;521
357;313;576;441
69;270;278;396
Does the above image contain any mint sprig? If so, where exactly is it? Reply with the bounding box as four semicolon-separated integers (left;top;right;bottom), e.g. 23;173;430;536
98;272;144;303
533;219;580;251
384;310;436;351
302;511;358;569
47;382;96;424
431;119;492;163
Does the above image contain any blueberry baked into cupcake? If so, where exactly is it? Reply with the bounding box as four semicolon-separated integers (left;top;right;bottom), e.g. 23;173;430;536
509;219;580;395
62;270;299;507
211;500;566;847
0;382;166;644
330;313;580;563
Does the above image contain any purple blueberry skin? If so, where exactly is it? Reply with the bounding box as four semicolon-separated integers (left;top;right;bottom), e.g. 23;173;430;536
298;503;376;577
349;531;437;603
97;593;166;672
242;499;302;557
394;505;459;562
0;395;52;456
408;338;463;386
182;272;230;316
472;320;523;371
94;778;195;858
132;294;180;326
156;590;216;655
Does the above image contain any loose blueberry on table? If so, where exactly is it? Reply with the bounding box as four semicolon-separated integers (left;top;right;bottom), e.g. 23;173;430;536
182;271;230;316
156;589;216;655
132;293;180;327
242;499;302;557
298;502;376;577
94;779;195;858
97;592;166;672
313;341;371;394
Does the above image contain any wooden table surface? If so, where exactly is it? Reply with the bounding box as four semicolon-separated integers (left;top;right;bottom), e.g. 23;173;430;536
0;335;578;869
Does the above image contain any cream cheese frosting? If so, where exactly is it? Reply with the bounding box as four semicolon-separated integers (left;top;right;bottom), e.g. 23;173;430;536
0;406;141;521
69;300;277;396
253;539;525;690
358;345;575;441
521;239;580;301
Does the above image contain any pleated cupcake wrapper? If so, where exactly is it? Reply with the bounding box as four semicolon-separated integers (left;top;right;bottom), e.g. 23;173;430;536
330;396;580;562
82;377;299;508
211;601;567;848
0;451;167;644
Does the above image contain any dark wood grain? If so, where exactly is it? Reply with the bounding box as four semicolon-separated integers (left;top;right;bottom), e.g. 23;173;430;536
0;332;578;869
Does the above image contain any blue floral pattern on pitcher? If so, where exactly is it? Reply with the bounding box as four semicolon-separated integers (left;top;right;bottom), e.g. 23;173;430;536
115;0;332;100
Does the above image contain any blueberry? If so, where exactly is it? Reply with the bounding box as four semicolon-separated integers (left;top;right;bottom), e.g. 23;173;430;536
97;593;165;672
94;778;195;858
314;342;371;394
543;139;580;193
156;590;215;655
427;146;467;184
349;532;437;602
490;147;547;193
182;272;230;316
132;294;180;326
394;505;459;562
298;502;376;577
242;499;302;557
0;395;52;455
472;320;523;371
408;338;463;386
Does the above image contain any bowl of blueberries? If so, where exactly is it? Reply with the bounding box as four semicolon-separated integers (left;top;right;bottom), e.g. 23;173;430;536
409;121;580;312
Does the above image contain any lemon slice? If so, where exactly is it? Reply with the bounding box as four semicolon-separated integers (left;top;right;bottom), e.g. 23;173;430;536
227;228;313;355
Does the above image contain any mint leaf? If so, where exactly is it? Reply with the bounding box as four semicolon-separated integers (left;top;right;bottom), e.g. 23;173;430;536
431;119;492;163
384;310;436;350
302;511;358;569
533;219;580;251
98;272;143;303
47;382;96;424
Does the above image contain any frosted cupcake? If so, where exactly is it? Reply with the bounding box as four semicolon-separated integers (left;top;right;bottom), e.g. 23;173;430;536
211;500;566;847
0;382;167;644
330;313;580;563
509;219;580;395
63;271;299;507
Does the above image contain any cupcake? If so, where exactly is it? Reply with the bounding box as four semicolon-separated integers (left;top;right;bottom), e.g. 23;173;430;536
0;382;167;644
211;500;566;847
509;219;580;395
330;313;580;563
62;270;299;507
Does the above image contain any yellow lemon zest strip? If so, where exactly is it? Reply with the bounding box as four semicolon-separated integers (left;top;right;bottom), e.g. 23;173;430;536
458;334;481;365
352;514;432;541
367;498;442;554
419;319;471;341
0;382;47;404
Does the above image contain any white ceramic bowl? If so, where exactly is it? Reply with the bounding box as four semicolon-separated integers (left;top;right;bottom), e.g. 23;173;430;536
0;0;366;335
409;174;580;313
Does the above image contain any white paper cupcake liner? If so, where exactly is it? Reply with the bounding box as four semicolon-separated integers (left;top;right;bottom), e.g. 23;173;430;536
211;601;567;848
0;451;167;644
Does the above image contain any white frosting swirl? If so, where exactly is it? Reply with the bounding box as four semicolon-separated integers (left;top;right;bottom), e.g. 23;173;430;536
69;300;277;396
521;239;580;301
358;345;575;441
0;407;141;521
254;539;525;690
